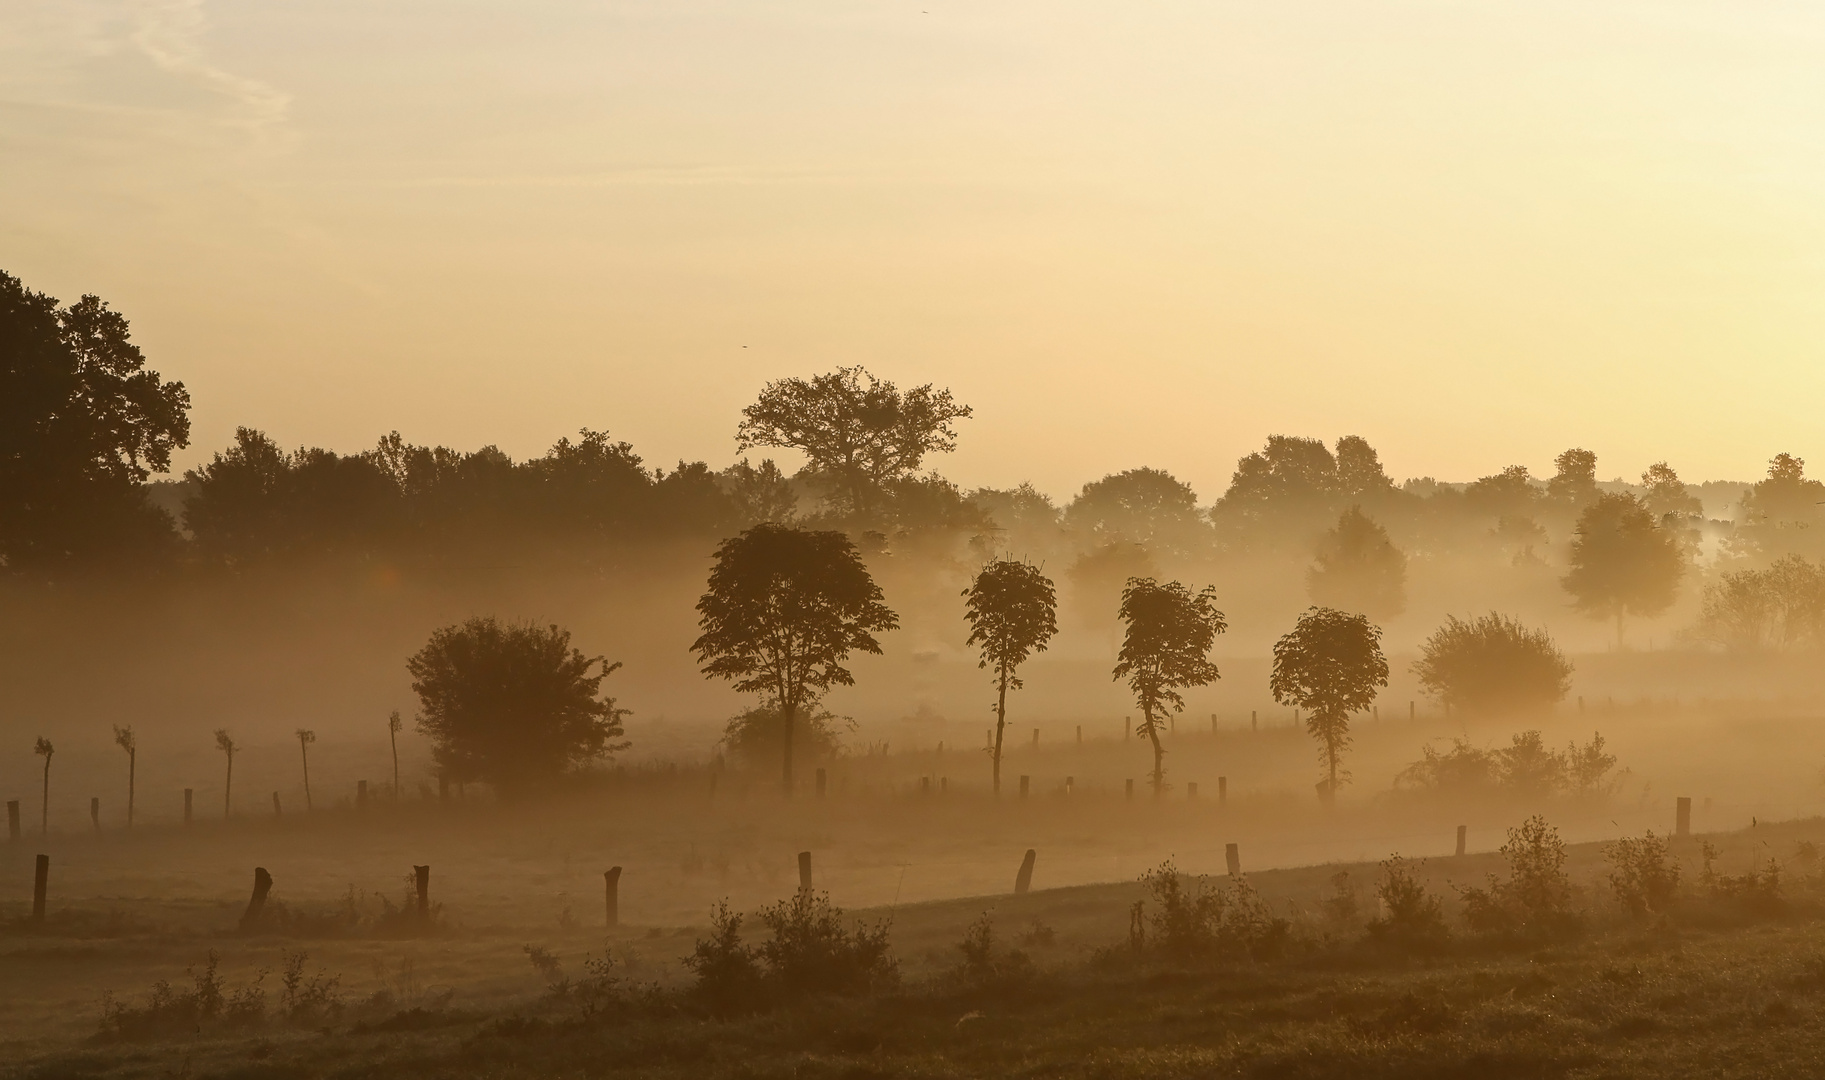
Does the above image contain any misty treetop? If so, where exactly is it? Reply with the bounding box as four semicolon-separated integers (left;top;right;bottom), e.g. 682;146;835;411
962;557;1059;795
407;616;630;797
1412;613;1573;716
1113;577;1226;794
692;523;898;791
1270;607;1390;794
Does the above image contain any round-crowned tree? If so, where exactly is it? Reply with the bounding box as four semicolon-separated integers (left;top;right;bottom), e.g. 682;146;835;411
1412;612;1572;716
408;617;629;798
963;557;1058;796
1113;577;1226;796
1270;607;1388;800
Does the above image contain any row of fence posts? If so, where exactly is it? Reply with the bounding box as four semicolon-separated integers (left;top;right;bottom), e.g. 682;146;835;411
5;795;1710;929
3;776;407;837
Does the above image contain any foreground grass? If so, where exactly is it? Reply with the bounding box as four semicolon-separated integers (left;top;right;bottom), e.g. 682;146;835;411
12;917;1825;1080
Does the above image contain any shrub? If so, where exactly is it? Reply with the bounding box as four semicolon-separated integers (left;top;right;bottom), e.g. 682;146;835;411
1322;870;1359;925
1458;816;1579;939
523;944;623;1020
754;890;897;997
1606;832;1680;920
1398;731;1619;800
278;950;343;1025
1365;857;1449;951
1412;613;1572;715
1699;843;1785;917
954;912;1035;990
682;902;763;1014
98;952;269;1040
1134;859;1289;961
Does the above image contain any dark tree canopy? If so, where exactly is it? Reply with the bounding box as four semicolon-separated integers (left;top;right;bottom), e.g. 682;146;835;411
1307;506;1407;619
1412;612;1572;715
692;523;898;791
1270;607;1388;793
408;616;629;797
1063;467;1204;554
1737;453;1825;559
735;366;971;520
1;270;190;571
1465;465;1539;521
1639;461;1701;522
1547;448;1599;508
1562;492;1683;641
962;558;1059;795
1113;577;1225;795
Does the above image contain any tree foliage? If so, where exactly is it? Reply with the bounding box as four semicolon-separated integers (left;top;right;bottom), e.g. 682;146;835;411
692;524;897;791
1063;468;1205;554
1307;506;1407;618
735;366;971;520
1563;492;1683;640
1;270;190;571
1695;554;1825;651
1270;607;1388;793
1412;612;1572;715
407;617;629;797
1113;578;1226;794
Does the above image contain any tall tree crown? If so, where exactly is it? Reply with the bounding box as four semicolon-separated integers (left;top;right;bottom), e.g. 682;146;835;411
962;558;1059;686
1112;578;1226;719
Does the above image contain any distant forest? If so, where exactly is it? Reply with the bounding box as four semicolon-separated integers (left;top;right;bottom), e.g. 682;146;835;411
8;268;1825;652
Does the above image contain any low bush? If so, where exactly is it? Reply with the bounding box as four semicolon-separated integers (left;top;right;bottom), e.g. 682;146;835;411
683;891;893;1013
1133;859;1289;961
1458;816;1582;940
1365;856;1449;952
97;952;266;1041
1605;831;1680;920
954;912;1036;991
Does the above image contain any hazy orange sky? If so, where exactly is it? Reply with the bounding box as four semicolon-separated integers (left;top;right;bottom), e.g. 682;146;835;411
5;1;1824;501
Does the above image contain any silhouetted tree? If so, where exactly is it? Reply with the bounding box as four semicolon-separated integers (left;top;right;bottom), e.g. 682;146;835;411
1213;435;1338;529
1563;493;1683;644
295;729;316;810
1640;462;1701;521
726;458;798;524
33;737;53;836
1412;613;1572;715
968;483;1061;550
1;271;190;572
722;702;849;767
1335;435;1395;500
1270;607;1388;800
735;367;971;520
1695;555;1825;651
1064;467;1205;554
692;524;898;793
113;725;136;829
1307;507;1406;618
408;617;630;798
962;558;1059;795
387;710;403;800
1736;453;1825;560
214;729;236;818
1547;448;1599;509
1466;465;1539;521
1113;578;1226;796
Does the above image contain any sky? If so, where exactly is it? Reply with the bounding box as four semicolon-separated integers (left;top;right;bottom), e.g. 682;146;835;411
4;0;1825;503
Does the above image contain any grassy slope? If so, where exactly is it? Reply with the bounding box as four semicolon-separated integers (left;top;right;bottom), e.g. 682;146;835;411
10;821;1825;1079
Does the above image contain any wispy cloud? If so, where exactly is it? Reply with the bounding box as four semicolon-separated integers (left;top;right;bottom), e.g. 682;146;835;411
128;0;290;136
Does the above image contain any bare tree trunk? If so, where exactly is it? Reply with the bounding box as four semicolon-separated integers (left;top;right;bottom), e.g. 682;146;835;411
126;750;135;829
301;745;312;811
224;752;233;819
1146;708;1165;797
993;665;1008;796
781;698;795;796
390;728;400;801
40;758;50;837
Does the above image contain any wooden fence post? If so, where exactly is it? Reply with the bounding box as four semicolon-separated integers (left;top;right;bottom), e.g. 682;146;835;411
1125;779;1134;801
1676;797;1691;837
605;866;622;928
90;797;99;831
1217;776;1227;807
1456;825;1467;857
1014;849;1037;895
272;792;282;817
1018;775;1029;799
6;800;19;842
1031;728;1039;748
357;780;368;810
1065;776;1074;795
184;789;193;826
1187;782;1198;800
920;777;930;795
1251;710;1257;733
32;854;49;923
1076;725;1082;746
798;851;812;892
414;865;430;924
240;867;273;931
1225;843;1241;877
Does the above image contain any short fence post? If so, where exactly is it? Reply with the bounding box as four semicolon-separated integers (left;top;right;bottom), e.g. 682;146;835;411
1018;775;1030;799
1125;779;1134;801
815;768;827;798
1676;797;1692;837
1076;725;1082;746
6;801;19;841
240;867;273;931
605;866;622;928
1125;717;1131;742
1014;848;1037;895
1187;782;1198;800
32;854;49;923
1456;825;1467;857
941;777;948;793
1409;700;1415;721
414;865;430;924
357;780;368;810
1250;711;1257;733
1031;728;1039;748
272;792;282;817
798;851;812;892
920;777;930;795
1210;712;1217;734
1065;776;1074;795
90;797;100;831
184;789;193;826
1225;843;1241;877
1217;776;1228;807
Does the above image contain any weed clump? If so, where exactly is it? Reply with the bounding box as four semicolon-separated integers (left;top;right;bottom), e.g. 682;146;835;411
1606;831;1680;920
1365;856;1449;952
1458;816;1581;940
954;912;1036;991
523;944;625;1021
97;952;266;1041
1132;859;1289;961
683;891;895;1014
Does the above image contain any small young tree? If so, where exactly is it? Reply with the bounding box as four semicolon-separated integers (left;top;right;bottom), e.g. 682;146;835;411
113;725;136;828
692;523;898;794
214;729;236;819
1412;612;1572;716
1270;607;1388;800
962;558;1059;796
1563;492;1683;645
409;617;630;799
387;710;403;800
33;737;53;836
1306;507;1407;619
1113;578;1226;796
295;728;316;810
